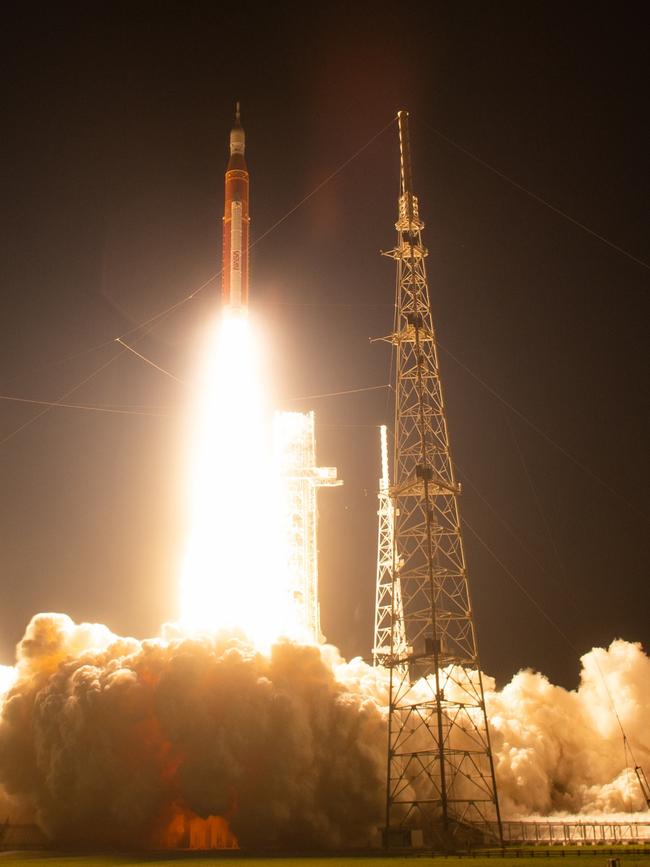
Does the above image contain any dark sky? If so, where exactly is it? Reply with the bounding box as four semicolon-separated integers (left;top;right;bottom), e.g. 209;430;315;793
1;1;648;688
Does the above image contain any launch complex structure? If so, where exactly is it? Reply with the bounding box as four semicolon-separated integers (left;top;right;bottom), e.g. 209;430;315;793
373;111;501;848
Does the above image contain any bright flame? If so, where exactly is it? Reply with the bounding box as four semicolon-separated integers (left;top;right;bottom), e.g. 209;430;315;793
180;311;298;647
157;803;238;850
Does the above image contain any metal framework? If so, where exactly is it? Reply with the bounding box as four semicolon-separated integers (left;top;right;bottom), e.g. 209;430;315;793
273;410;342;643
382;110;502;846
373;424;406;667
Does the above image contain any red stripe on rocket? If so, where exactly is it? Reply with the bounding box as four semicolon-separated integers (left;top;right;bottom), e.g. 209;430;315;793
222;103;249;313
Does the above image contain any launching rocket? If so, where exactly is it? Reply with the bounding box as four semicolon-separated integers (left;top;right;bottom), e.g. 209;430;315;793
222;103;249;314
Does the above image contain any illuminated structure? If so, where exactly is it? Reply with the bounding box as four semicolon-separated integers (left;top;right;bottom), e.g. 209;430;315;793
380;111;502;845
222;103;249;313
274;411;342;642
373;425;406;668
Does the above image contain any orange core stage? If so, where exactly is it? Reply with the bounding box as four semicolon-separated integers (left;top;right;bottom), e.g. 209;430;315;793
222;103;249;313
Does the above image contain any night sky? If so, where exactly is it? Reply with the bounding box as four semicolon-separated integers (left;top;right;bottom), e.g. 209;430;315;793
1;1;648;688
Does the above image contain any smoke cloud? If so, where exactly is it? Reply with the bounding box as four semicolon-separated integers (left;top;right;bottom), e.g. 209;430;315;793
486;639;650;817
0;614;648;847
0;614;384;847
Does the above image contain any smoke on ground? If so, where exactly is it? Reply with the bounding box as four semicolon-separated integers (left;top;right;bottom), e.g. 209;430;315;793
486;638;650;817
0;614;648;846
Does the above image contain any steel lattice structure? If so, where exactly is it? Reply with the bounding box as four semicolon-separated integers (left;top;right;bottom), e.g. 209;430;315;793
373;424;406;669
382;111;502;847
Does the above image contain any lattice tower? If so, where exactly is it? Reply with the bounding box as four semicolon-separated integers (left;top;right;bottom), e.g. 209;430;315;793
382;111;502;846
373;424;406;669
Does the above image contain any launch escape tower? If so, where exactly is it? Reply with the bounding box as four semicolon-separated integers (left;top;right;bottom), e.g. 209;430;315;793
377;111;502;846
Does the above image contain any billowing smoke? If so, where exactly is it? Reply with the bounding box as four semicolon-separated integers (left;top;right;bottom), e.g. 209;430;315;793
0;614;648;847
0;614;385;848
486;639;650;817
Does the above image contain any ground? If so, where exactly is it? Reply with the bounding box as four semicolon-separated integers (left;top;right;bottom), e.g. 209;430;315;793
1;852;650;867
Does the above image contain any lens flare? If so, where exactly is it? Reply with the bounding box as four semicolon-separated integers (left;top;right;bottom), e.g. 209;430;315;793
179;312;299;647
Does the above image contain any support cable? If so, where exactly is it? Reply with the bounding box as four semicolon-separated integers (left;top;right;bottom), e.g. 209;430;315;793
115;338;185;383
0;395;168;417
420;120;650;272
463;514;646;807
438;340;647;522
454;462;581;615
505;414;569;581
0;351;125;447
284;383;390;402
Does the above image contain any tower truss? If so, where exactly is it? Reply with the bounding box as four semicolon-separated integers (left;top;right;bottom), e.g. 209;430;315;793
373;424;406;668
382;111;502;846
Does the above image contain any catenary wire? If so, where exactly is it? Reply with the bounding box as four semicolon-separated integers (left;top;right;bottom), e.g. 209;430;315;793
453;463;581;616
0;394;169;417
115;338;185;384
462;514;643;791
437;338;647;522
283;383;390;402
419;119;650;272
0;351;125;447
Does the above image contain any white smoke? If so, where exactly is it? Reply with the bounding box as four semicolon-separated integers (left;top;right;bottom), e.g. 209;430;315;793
486;639;650;817
0;615;648;847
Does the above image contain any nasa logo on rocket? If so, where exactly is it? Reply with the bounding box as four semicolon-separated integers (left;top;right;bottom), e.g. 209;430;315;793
222;102;250;315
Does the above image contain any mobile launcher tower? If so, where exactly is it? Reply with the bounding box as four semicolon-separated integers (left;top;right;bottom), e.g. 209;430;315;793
374;111;502;848
274;411;342;643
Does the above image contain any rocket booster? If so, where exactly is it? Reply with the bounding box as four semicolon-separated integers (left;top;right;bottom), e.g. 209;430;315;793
222;103;250;313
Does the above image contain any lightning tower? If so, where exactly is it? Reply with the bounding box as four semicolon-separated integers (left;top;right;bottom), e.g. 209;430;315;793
381;111;502;846
373;424;406;668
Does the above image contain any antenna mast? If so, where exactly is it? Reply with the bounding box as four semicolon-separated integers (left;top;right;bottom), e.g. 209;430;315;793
381;110;502;847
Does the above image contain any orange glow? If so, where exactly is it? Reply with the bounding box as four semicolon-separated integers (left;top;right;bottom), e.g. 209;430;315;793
156;803;238;849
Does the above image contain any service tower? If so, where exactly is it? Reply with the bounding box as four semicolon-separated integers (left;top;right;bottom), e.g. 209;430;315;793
222;103;249;313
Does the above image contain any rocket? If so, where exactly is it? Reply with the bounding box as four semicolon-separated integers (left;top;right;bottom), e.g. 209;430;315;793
222;103;250;314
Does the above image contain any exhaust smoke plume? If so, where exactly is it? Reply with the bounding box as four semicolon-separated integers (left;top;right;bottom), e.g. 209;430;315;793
486;638;650;817
1;614;649;847
0;614;385;848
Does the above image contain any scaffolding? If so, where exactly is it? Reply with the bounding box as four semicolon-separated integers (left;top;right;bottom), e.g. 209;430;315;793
274;410;342;642
380;111;501;847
